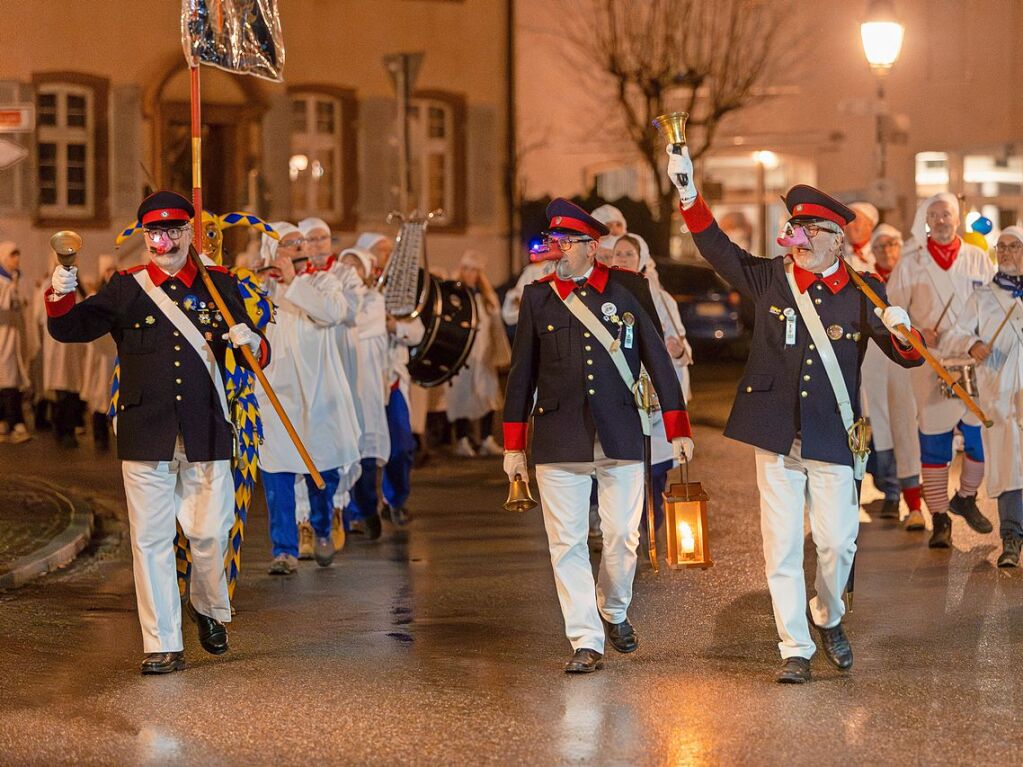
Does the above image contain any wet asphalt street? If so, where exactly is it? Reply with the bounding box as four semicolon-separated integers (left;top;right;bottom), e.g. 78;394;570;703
1;374;1022;764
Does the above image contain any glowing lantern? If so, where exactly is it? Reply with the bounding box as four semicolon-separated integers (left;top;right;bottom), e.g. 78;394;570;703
662;461;713;569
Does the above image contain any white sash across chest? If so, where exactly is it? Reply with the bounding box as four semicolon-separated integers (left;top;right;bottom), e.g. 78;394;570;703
132;269;230;421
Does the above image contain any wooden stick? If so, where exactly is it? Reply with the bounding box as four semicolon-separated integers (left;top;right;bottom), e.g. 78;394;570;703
844;259;993;428
188;64;324;488
190;248;325;489
985;299;1017;348
933;292;955;332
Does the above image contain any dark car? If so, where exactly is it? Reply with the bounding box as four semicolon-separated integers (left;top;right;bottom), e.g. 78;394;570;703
653;260;749;357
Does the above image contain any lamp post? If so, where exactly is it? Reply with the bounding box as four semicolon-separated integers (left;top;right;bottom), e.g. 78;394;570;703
860;0;905;183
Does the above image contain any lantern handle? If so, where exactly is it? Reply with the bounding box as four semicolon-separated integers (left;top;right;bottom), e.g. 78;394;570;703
681;454;691;501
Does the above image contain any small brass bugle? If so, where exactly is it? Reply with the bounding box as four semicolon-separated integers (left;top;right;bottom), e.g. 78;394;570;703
652;111;689;150
504;473;538;513
50;230;83;268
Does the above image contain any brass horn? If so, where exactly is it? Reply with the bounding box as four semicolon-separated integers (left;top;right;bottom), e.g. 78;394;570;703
504;473;538;513
49;230;83;268
652;111;689;150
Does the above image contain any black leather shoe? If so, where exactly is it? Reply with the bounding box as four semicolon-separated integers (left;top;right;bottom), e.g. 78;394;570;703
603;618;639;654
813;621;853;669
186;603;229;655
776;657;811;684
564;648;604;674
949;493;993;533
929;512;953;548
140;651;185;675
998;536;1022;568
364;512;382;541
879;499;900;519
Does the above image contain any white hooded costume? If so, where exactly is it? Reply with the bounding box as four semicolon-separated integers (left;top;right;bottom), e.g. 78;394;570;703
81;254;119;414
0;242;33;391
887;192;995;434
254;224;361;479
857;225;921;479
945;226;1023;498
446;251;503;423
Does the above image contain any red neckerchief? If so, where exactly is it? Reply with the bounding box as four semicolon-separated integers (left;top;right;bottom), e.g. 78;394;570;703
539;261;610;300
304;254;338;274
792;259;849;294
926;237;961;271
851;237;870;256
146;257;197;288
874;264;892;282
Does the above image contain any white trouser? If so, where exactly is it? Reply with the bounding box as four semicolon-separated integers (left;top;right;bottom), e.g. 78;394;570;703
754;439;859;660
121;438;234;653
535;441;644;653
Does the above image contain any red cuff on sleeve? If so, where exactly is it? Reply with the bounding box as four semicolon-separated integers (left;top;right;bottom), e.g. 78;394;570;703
44;288;75;317
679;195;714;234
503;422;528;451
257;337;270;368
893;328;923;361
662;410;692;441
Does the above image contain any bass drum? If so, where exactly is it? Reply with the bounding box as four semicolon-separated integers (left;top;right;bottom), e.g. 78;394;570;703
408;274;479;388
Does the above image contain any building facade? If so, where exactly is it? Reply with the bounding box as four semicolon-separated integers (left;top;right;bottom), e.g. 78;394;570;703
0;0;514;288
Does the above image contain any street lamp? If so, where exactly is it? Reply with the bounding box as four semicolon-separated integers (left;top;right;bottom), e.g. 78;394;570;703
753;151;779;255
860;0;904;183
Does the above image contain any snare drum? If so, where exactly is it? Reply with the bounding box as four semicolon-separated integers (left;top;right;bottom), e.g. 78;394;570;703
938;357;979;400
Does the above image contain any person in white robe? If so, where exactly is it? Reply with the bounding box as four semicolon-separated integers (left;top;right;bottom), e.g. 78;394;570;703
80;254;119;450
843;201;879;272
944;226;1023;567
887;193;995;547
0;242;33;443
256;224;361;574
448;250;504;458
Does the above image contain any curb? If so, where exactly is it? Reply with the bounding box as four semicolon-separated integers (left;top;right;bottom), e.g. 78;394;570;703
0;480;94;591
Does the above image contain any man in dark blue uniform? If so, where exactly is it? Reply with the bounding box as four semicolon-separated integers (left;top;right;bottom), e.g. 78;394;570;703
46;191;269;675
503;199;693;674
666;149;924;683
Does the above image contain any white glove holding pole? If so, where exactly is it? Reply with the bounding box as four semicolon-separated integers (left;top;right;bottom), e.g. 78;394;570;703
672;436;695;463
503;450;529;484
665;145;698;210
223;323;262;355
875;305;912;344
51;265;78;296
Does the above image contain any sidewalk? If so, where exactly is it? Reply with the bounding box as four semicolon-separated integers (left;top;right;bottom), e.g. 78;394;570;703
0;475;93;589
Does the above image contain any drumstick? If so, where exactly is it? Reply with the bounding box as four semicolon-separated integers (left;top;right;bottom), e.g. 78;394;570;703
985;299;1017;348
934;292;955;332
843;259;993;428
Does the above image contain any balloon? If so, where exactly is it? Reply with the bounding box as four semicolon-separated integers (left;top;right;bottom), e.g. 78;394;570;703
971;216;993;235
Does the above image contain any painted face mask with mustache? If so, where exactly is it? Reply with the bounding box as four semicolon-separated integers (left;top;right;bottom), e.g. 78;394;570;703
145;224;192;274
778;220;843;273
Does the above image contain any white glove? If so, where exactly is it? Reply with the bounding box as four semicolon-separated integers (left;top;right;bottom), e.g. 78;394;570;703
875;305;912;343
673;436;695;463
503;450;528;484
222;323;261;354
51;265;78;296
666;145;698;210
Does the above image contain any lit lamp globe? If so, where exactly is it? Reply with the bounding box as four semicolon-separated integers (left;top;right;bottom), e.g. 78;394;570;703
860;0;905;73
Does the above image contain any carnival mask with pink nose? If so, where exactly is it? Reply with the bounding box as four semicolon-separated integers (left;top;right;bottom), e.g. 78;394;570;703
147;230;177;255
777;221;811;248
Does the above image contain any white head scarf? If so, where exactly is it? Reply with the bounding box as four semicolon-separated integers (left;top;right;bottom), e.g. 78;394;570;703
355;232;387;252
870;223;903;249
459;250;483;271
591;204;627;231
261;221;299;266
910;192;960;248
612;232;651;272
298;217;331;236
1000;225;1023;246
849;201;880;228
339;247;375;277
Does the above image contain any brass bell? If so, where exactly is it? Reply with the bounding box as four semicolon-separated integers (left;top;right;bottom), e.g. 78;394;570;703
504;473;537;513
50;230;83;268
651;111;689;149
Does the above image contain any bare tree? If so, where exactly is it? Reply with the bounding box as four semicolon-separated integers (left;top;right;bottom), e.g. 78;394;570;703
562;0;791;253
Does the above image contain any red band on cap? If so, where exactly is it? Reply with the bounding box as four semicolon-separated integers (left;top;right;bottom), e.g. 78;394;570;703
141;208;192;225
548;215;602;241
790;203;845;227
